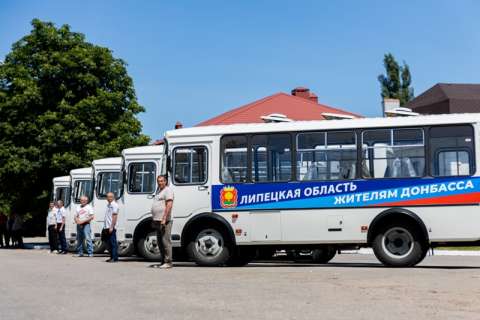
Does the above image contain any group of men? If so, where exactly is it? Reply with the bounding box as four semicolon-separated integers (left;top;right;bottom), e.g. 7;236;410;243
47;175;174;268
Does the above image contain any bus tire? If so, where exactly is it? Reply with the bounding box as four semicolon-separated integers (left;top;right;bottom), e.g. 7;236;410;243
93;239;107;254
118;242;135;257
372;221;427;267
311;246;336;264
136;230;162;261
187;226;232;266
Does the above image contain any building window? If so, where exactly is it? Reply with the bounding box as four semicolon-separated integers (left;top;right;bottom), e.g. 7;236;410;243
128;162;156;193
362;128;425;178
221;135;247;183
297;131;356;181
173;147;208;184
251;134;292;182
430;125;474;176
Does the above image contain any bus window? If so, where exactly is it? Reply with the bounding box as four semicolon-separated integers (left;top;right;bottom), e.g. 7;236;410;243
128;162;156;193
251;134;291;182
56;187;71;207
362;128;425;178
73;180;93;203
297;131;356;181
221;135;247;183
173;147;208;184
97;172;121;198
429;125;474;176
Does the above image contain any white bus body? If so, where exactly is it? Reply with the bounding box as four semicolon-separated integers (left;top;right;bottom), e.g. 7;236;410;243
51;176;71;238
163;113;480;267
68;167;94;252
91;157;132;255
121;145;165;260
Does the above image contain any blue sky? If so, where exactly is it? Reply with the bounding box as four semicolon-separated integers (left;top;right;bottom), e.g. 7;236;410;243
1;1;479;140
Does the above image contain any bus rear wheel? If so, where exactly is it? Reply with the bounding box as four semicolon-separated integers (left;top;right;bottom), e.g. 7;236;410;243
92;239;106;254
187;227;231;266
372;221;427;267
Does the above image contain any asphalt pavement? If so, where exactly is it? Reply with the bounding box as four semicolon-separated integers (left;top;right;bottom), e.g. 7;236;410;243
1;246;480;320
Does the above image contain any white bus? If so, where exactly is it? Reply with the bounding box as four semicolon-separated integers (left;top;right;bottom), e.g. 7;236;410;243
68;167;94;252
91;157;134;256
51;176;71;241
121;145;165;260
162;113;480;267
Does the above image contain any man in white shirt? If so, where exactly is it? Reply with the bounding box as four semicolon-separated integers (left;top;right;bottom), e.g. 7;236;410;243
46;202;58;253
74;196;94;257
55;200;68;254
103;192;119;263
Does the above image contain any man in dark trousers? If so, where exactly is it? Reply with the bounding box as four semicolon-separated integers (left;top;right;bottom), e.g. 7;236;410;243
47;202;58;253
0;213;7;248
55;200;68;254
103;192;119;262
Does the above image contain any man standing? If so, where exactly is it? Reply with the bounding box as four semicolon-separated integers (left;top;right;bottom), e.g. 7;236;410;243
11;213;24;249
151;175;174;269
47;202;58;253
74;196;94;257
55;200;68;254
103;192;119;263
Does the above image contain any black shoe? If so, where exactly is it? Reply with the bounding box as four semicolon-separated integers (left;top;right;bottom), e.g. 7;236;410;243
61;251;68;254
106;259;118;263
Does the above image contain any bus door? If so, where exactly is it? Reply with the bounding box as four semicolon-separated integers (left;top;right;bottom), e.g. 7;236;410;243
170;144;211;219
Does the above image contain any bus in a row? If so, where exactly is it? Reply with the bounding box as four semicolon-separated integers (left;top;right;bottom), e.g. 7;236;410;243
53;113;480;267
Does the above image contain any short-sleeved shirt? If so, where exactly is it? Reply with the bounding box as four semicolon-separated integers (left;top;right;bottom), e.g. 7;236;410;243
55;207;66;224
75;204;94;224
47;209;57;226
104;201;119;229
151;186;174;222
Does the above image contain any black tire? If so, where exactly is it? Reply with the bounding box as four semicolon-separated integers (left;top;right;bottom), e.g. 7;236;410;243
372;220;428;267
118;242;135;257
67;240;77;253
136;230;162;261
92;239;106;254
226;247;255;267
311;246;336;263
187;226;232;266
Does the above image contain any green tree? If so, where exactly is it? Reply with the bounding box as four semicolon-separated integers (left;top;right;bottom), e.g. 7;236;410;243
377;53;414;106
0;19;149;221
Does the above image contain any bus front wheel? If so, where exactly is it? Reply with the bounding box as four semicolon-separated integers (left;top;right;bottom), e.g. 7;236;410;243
187;227;232;266
372;221;427;267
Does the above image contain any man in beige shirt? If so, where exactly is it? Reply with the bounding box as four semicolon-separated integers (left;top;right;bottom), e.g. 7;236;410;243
151;175;174;269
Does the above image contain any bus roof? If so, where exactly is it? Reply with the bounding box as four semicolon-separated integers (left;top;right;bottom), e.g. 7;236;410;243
165;113;480;139
92;157;121;166
122;144;164;156
70;167;92;176
53;176;70;183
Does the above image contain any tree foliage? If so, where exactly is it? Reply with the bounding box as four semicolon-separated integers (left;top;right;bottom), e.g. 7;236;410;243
378;53;414;106
0;19;149;219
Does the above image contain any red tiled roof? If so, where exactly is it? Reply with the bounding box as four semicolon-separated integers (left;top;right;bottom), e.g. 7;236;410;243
196;92;361;126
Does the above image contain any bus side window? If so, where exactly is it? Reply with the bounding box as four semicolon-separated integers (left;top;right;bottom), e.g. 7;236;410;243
297;131;356;181
128;162;156;193
97;172;121;198
429;125;474;176
173;147;208;185
362;128;425;178
220;136;247;183
251;134;291;182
